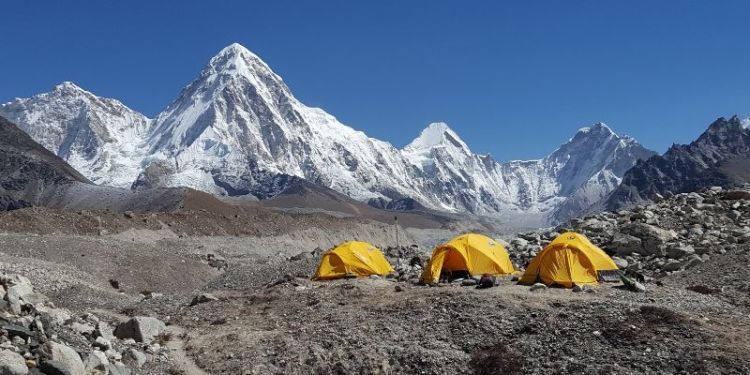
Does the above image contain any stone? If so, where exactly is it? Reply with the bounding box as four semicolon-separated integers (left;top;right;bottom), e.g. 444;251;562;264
189;293;219;307
145;344;160;355
83;350;109;372
38;361;76;375
461;279;478;287
92;336;111;350
681;254;704;269
609;233;643;255
38;309;71;329
662;259;682;272
68;322;94;336
720;190;750;200
113;317;166;344
0;349;28;375
43;342;85;375
1;323;34;340
510;238;529;250
106;362;132;375
0;285;5;300
621;276;646;292
124;349;147;368
572;285;585;293
104;349;122;361
611;256;628;269
95;321;115;342
529;283;547;292
6;283;33;305
621;223;677;254
667;244;695;259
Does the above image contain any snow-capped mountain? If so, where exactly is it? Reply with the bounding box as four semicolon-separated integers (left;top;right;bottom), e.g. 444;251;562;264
0;43;655;225
402;121;655;223
0;82;151;187
140;43;421;200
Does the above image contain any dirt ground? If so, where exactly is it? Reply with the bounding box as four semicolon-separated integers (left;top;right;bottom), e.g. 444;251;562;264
1;207;749;374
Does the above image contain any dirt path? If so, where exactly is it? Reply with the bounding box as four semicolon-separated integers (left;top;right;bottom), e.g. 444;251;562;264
165;325;210;375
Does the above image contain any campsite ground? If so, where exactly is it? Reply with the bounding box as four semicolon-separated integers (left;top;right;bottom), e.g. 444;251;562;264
1;207;750;374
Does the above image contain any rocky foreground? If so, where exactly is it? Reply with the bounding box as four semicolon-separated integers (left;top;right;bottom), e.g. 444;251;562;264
0;187;750;374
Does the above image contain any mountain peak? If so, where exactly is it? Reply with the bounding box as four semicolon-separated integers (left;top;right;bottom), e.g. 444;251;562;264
404;122;470;152
53;81;86;93
216;42;256;59
207;42;270;75
576;122;616;137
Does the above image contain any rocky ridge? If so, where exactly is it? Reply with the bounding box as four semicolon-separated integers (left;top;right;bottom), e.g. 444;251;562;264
507;186;750;280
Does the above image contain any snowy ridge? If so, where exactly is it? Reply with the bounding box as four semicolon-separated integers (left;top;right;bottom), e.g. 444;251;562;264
0;43;656;225
0;82;152;187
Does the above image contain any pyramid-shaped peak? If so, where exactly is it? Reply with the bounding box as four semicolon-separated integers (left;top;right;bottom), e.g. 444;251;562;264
404;122;470;152
53;81;86;93
577;122;616;137
217;42;257;58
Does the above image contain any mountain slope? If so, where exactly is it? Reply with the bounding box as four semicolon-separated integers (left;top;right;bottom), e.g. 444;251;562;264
606;116;750;210
0;82;152;187
0;115;90;209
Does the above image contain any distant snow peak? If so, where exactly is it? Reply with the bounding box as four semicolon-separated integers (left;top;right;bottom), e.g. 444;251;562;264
742;117;750;129
54;81;84;92
577;122;615;136
404;122;470;152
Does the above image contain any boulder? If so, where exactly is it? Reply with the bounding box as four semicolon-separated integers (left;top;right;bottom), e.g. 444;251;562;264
124;349;147;368
609;233;643;255
0;349;28;375
95;321;115;342
43;342;85;375
189;293;219;307
113;317;166;344
621;223;677;254
106;362;132;375
38;308;71;329
662;259;682;272
611;256;628;269
720;190;750;200
83;350;109;372
667;244;695;259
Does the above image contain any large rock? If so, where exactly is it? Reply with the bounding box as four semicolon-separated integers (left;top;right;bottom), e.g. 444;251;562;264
0;349;28;375
114;317;166;344
611;256;629;269
621;223;677;254
43;342;85;375
38;308;71;329
83;350;109;373
667;244;695;259
609;233;643;255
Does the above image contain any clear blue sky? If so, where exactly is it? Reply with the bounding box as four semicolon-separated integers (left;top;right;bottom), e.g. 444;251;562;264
2;1;749;160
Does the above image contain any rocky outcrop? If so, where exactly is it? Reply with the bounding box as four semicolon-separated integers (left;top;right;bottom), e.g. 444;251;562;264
606;116;750;210
0;273;154;374
0;116;90;210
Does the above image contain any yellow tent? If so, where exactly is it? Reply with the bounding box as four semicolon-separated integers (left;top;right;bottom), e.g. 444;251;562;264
313;241;394;280
519;232;619;287
421;233;515;284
